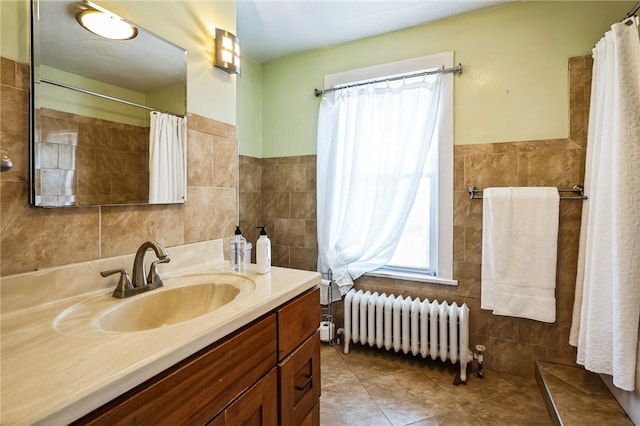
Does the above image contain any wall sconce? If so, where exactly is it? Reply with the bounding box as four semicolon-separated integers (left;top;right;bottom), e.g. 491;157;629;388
76;1;138;40
215;28;240;75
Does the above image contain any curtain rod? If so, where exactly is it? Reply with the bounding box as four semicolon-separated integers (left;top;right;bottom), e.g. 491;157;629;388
624;1;640;21
313;63;462;98
467;185;588;200
35;78;185;118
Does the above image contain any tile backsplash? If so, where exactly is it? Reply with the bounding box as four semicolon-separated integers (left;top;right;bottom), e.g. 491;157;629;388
0;57;237;276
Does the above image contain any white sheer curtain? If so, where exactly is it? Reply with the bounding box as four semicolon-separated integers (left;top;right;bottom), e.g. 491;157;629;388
317;74;442;294
149;111;187;204
569;17;640;391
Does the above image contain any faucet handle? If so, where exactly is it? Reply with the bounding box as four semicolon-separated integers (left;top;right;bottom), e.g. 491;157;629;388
101;268;133;298
147;257;171;287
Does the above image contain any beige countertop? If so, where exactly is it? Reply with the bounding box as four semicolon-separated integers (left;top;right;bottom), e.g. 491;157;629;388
0;239;320;425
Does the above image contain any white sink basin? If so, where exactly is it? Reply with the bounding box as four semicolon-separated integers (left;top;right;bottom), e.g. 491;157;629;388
54;273;255;335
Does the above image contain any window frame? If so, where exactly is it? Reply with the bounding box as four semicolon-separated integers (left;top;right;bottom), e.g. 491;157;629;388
323;52;457;286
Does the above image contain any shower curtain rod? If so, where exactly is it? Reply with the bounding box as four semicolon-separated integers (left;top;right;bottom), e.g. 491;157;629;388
313;63;463;97
623;1;640;20
36;78;185;118
467;185;588;200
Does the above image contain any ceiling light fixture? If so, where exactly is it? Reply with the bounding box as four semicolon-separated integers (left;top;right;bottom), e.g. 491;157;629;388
215;28;240;75
76;2;137;41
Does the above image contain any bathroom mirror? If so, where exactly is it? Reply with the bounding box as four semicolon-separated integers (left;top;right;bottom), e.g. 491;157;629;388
30;0;187;207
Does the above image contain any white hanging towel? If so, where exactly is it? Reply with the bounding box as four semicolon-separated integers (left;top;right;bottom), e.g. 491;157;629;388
481;187;559;323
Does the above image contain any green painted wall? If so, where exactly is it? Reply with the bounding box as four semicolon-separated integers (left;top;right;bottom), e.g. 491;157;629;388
237;56;263;157
255;1;633;157
0;1;29;63
146;82;187;118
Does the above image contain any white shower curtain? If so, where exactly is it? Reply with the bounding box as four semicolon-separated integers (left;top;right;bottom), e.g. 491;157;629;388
317;74;442;294
149;111;187;204
569;17;640;392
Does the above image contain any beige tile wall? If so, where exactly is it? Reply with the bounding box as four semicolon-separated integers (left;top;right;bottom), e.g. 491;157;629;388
0;57;238;276
239;155;317;268
238;155;262;261
239;56;593;378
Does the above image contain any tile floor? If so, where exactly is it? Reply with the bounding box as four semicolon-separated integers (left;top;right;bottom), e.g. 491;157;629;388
319;343;552;426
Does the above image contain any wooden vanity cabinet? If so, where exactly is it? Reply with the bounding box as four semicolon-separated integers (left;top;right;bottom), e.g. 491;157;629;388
74;287;320;426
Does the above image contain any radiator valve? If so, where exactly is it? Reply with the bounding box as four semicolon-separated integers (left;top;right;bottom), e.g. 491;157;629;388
474;344;486;378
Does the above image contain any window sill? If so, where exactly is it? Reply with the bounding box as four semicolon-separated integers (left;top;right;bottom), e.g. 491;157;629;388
365;270;458;286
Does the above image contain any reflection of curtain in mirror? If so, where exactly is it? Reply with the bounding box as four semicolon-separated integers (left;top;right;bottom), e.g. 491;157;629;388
149;111;187;203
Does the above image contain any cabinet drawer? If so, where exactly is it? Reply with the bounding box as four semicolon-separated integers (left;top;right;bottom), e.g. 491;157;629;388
278;331;321;426
75;314;277;425
277;287;320;360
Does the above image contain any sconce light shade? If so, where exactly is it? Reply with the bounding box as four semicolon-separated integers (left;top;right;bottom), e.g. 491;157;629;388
215;28;240;75
76;2;137;40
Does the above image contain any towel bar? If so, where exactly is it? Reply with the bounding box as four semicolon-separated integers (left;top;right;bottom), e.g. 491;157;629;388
467;185;587;200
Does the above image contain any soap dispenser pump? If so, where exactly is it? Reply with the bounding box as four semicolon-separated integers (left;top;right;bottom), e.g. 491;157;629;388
256;226;271;274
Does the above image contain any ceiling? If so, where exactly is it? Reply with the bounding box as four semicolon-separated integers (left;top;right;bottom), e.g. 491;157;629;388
237;0;513;63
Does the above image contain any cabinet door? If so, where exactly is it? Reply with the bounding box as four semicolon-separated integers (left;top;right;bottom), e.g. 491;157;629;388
299;403;319;426
277;288;320;361
209;368;278;426
279;331;321;426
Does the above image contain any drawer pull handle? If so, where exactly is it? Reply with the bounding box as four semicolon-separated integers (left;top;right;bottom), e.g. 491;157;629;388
295;375;313;391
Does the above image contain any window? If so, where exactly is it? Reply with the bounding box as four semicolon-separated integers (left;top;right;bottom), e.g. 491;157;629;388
385;130;438;275
370;80;455;285
319;52;456;286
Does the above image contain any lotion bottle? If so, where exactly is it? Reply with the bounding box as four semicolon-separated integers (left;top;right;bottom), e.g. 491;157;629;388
256;226;271;274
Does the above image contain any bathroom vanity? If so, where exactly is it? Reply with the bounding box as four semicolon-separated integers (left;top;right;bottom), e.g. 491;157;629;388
74;288;321;425
0;239;321;425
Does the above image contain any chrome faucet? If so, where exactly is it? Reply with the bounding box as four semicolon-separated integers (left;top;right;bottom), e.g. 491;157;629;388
101;240;171;298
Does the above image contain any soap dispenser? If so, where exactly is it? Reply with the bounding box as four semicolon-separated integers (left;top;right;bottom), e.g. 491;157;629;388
230;226;247;272
256;226;271;274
